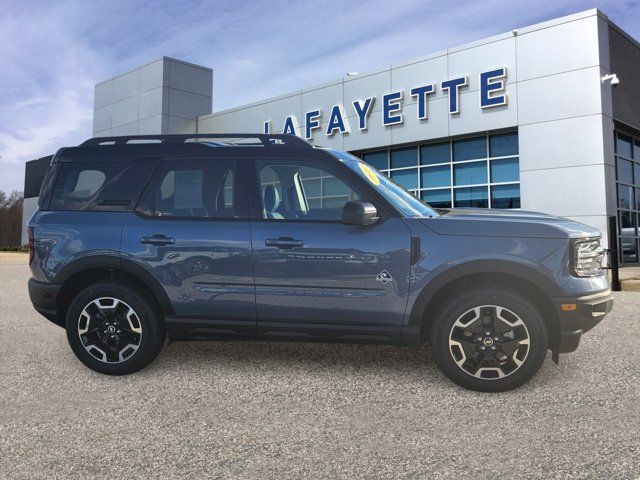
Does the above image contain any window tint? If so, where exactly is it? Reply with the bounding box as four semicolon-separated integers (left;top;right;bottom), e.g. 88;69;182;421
489;132;519;157
391;168;418;190
491;184;521;208
421;189;451;208
362;151;388;170
617;134;633;158
140;158;238;218
49;162;152;211
256;160;361;221
454;187;488;208
453;137;487;161
421;142;450;165
617;158;633;184
490;158;519;183
422;165;451;188
390;147;418;169
454;161;487;186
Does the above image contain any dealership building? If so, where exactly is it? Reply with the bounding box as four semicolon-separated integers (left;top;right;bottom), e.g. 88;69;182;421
22;9;640;264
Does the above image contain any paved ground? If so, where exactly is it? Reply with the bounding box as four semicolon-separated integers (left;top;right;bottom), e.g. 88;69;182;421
0;252;28;266
1;264;639;479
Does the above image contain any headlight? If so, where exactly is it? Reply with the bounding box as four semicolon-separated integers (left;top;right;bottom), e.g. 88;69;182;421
572;239;605;277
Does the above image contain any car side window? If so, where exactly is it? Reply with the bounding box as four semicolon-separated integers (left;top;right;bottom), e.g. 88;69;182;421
256;160;362;221
139;158;239;218
49;162;152;211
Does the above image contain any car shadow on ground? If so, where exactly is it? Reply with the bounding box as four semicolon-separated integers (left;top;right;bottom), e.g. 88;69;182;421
154;339;439;377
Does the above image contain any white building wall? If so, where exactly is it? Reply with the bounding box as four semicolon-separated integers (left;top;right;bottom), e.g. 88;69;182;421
517;12;613;247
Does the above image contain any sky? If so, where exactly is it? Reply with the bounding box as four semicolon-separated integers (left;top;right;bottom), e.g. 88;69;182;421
0;0;639;194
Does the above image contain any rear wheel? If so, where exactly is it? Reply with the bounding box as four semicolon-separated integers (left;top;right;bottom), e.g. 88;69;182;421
65;282;165;375
430;287;548;392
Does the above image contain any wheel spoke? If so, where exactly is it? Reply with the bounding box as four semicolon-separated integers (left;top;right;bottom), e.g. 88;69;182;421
81;328;103;346
118;330;141;345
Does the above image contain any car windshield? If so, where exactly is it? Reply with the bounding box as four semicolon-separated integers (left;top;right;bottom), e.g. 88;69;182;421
328;150;438;218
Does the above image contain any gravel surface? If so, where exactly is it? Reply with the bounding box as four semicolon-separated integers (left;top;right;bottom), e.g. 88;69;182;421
1;264;639;479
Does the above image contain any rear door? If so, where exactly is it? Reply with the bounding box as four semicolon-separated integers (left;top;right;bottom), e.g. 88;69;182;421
248;156;412;341
121;156;255;334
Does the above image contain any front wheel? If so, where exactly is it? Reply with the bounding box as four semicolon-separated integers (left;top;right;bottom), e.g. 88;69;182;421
65;282;165;375
430;288;548;392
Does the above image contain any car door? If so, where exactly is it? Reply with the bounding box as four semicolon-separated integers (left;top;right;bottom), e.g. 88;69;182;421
121;156;255;334
249;156;412;341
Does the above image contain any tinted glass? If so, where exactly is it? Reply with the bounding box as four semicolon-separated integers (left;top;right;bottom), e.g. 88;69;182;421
491;184;521;208
453;137;487;161
454;187;488;208
635;163;640;186
362;151;388;170
490;158;519;183
391;168;419;190
257;160;361;221
489;132;518;157
620;211;637;262
454;161;487;186
422;165;450;188
635;140;640;160
617;158;633;184
50;162;152;211
334;152;437;218
617;134;633;158
421;142;450;165
421;189;451;208
391;147;418;168
618;185;634;210
623;240;638;263
145;158;237;218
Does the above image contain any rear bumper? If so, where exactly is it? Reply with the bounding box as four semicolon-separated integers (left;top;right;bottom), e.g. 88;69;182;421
551;289;614;353
28;278;63;327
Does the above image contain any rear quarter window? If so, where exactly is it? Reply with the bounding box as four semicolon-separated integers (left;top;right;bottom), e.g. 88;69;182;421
49;161;155;211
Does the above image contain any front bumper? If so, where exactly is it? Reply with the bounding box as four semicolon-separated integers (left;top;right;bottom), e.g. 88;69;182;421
551;288;614;354
28;278;63;327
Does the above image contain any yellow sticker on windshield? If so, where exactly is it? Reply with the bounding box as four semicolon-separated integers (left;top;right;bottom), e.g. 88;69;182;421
358;163;381;186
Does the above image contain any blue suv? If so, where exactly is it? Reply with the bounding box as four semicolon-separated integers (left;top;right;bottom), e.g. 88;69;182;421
28;134;613;391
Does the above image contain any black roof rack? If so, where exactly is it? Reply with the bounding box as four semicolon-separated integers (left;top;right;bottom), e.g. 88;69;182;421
80;133;313;149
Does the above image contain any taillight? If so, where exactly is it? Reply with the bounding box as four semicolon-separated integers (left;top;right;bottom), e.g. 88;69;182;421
28;227;35;265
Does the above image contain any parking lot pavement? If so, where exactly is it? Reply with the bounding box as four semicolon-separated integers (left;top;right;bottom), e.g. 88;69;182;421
1;264;639;479
0;252;28;266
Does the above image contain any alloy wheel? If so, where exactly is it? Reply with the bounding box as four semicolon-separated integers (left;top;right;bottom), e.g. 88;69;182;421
77;297;143;363
448;305;530;380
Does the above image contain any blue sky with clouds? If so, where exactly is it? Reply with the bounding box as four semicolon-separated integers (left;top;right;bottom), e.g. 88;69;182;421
0;0;639;193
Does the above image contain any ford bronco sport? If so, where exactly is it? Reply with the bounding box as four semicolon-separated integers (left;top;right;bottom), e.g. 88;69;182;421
28;133;613;391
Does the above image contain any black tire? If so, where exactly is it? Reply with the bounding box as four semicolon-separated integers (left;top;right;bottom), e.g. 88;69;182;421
430;287;548;392
65;282;165;375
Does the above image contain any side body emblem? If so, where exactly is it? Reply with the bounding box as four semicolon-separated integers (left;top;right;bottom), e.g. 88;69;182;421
376;270;393;284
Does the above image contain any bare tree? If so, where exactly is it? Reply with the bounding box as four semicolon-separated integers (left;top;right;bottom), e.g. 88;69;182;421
0;191;24;247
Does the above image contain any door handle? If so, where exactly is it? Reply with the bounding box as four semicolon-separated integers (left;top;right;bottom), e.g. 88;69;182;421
265;237;304;249
140;234;175;245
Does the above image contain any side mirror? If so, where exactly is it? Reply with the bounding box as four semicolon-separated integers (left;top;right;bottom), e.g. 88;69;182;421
342;201;379;226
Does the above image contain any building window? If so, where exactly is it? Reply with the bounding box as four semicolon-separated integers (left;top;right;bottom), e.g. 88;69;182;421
615;131;640;264
359;130;520;210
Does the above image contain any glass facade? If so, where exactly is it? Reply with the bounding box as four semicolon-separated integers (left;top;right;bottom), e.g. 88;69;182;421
615;131;640;264
360;131;520;210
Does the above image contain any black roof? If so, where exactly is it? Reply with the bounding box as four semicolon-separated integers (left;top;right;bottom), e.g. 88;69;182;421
54;133;318;162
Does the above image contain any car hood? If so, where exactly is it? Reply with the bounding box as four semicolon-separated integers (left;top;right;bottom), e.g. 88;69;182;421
419;208;601;239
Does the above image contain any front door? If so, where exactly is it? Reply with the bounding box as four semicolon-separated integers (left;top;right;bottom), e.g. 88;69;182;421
121;156;255;334
249;158;412;341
